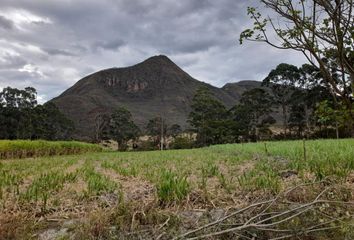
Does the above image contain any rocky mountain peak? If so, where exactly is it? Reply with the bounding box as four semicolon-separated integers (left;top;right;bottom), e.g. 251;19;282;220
51;55;259;140
95;55;189;93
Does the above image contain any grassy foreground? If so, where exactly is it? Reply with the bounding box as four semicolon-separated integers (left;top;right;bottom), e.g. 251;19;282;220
0;140;102;159
0;139;354;239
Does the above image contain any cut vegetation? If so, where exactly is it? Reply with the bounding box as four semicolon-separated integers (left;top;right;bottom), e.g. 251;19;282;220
0;139;354;239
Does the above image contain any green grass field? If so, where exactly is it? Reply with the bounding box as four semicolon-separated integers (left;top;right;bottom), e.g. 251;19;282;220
0;140;102;159
1;139;353;239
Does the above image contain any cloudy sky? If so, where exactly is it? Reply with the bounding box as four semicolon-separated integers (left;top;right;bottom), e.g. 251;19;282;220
0;0;306;103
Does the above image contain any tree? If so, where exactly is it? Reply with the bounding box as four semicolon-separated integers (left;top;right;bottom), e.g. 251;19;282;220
229;104;255;141
240;0;354;135
0;104;21;139
145;116;167;149
288;104;307;138
168;124;182;137
315;99;352;138
231;88;275;141
146;117;167;137
108;107;140;150
298;64;334;134
0;86;37;109
0;87;74;140
32;102;74;140
94;113;110;142
188;87;230;146
0;87;37;139
263;63;300;135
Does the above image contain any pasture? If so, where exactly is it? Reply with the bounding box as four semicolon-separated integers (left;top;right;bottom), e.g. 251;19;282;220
1;139;354;239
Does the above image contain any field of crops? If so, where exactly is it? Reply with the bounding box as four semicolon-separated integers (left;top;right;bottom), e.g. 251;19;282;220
0;140;102;159
1;139;354;239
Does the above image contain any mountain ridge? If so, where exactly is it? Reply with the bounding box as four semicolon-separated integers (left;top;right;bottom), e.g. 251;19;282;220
51;55;261;140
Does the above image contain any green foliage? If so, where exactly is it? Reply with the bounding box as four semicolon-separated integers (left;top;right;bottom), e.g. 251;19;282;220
188;87;230;146
136;139;157;151
170;136;194;149
240;1;354;135
32;102;74;140
0;86;74;140
231;88;274;141
1;139;354;238
107;107;140;150
0;170;23;199
145;117;167;137
202;163;219;177
237;161;281;194
102;160;137;177
288;103;307;137
168;124;182;137
0;86;37;109
316;100;352;127
82;165;118;195
22;171;78;210
0;140;102;159
157;170;189;204
263;63;300;134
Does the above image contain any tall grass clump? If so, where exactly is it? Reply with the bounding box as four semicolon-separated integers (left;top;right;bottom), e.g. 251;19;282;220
237;161;281;194
22;171;78;210
0;170;23;200
0;140;102;159
82;165;118;195
157;170;190;204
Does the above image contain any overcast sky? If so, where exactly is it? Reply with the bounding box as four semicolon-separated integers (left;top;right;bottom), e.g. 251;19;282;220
0;0;306;103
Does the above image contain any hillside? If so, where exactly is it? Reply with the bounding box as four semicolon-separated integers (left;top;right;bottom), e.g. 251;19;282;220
51;55;260;140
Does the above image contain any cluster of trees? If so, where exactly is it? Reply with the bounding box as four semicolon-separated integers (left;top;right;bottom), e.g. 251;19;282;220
0;87;74;140
188;62;353;147
240;0;353;137
188;86;274;146
95;108;185;150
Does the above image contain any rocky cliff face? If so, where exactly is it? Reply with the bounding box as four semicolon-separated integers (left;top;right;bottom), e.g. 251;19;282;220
51;55;260;140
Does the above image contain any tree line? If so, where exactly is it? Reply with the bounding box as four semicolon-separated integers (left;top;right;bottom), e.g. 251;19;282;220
1;60;351;149
188;62;353;147
94;61;352;150
0;87;74;140
94;107;186;150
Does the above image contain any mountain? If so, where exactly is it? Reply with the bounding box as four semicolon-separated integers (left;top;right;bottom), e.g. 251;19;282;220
222;80;263;100
51;55;260;140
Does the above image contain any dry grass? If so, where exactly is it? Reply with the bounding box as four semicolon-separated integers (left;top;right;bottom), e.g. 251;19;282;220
0;139;353;239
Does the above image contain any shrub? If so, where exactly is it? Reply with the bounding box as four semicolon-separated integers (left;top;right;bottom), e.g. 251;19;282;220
135;140;157;151
170;137;194;149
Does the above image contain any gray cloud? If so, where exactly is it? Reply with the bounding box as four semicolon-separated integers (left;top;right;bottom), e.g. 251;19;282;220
93;39;126;51
0;0;306;103
0;53;27;69
0;15;14;29
41;47;77;56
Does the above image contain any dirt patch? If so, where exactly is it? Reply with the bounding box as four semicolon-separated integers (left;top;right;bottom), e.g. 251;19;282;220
97;165;156;207
235;161;255;175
